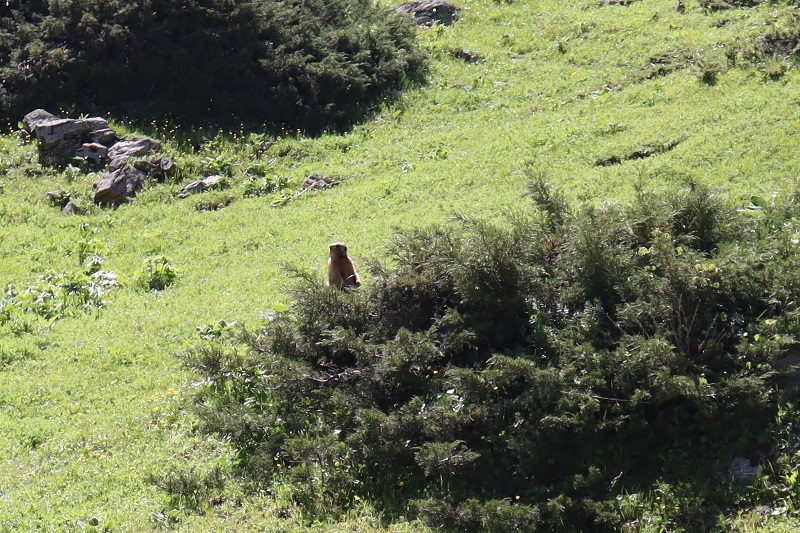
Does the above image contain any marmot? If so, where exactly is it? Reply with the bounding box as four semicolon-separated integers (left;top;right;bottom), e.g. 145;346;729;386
328;242;361;289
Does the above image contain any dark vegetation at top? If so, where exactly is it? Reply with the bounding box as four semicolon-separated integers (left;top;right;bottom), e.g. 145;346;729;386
0;0;426;133
185;177;800;531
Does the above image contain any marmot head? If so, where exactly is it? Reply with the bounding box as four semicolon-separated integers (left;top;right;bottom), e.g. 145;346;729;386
329;242;348;256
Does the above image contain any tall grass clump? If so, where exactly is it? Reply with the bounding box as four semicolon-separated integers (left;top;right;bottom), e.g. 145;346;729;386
183;176;800;531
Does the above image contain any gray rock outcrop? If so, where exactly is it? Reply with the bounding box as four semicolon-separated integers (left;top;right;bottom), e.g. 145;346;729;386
22;109;161;171
396;1;461;26
22;109;169;208
22;109;117;162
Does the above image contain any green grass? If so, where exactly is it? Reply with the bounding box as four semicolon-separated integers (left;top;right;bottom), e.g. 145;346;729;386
2;0;800;530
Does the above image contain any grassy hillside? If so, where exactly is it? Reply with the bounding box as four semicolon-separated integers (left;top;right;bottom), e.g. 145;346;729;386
2;0;800;530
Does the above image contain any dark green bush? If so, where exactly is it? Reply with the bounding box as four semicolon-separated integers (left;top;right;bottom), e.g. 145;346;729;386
183;178;800;531
0;0;425;132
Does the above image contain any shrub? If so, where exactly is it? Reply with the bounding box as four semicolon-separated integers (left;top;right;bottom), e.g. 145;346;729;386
0;0;426;132
183;178;800;531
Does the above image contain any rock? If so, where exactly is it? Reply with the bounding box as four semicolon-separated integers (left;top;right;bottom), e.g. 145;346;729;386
177;175;222;198
158;157;175;175
450;48;481;63
90;129;117;146
303;173;335;191
140;156;176;182
81;117;116;145
46;189;71;208
396;0;461;26
729;457;760;486
107;138;162;170
22;109;58;133
75;143;109;165
30;118;93;159
93;164;147;206
177;180;205;198
621;520;641;533
257;139;276;156
22;109;166;207
61;200;82;215
22;109;115;162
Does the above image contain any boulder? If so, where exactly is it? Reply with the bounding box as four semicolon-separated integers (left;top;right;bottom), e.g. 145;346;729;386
729;457;760;486
22;109;59;133
93;164;147;206
22;109;115;162
30;118;92;159
775;351;800;389
396;0;461;26
61;201;82;215
107;138;162;170
177;175;222;198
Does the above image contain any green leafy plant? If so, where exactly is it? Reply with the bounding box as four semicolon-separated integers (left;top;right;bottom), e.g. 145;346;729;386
242;173;289;198
75;224;109;266
5;267;118;322
196;320;238;340
136;256;178;291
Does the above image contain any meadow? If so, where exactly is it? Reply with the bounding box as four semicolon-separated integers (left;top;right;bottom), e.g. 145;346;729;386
2;0;800;530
